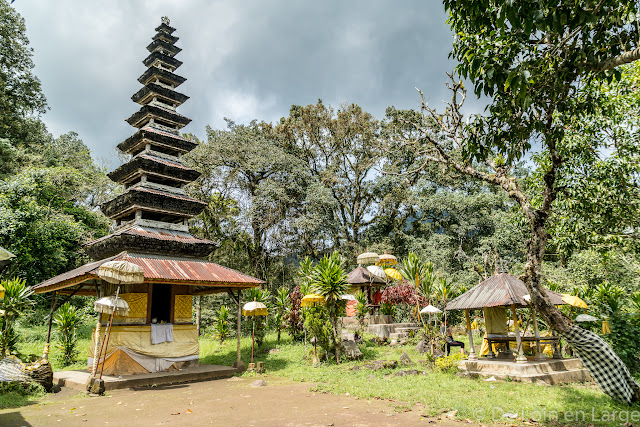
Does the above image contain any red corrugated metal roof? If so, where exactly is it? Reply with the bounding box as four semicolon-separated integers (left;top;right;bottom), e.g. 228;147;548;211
32;251;263;294
445;273;565;310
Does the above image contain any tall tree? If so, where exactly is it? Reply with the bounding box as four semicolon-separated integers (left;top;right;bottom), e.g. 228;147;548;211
397;0;640;402
0;0;47;177
276;101;382;254
187;120;311;279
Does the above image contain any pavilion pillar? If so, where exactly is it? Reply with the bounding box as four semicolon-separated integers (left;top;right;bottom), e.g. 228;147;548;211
511;304;527;364
465;309;477;361
530;307;546;361
43;292;58;359
233;290;245;372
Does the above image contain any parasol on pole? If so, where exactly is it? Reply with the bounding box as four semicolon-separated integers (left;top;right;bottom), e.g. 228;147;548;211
242;301;268;364
92;260;143;380
341;294;356;301
576;313;598;322
561;294;589;309
357;252;379;266
420;305;442;355
0;247;15;273
366;265;387;281
384;268;402;282
377;253;398;267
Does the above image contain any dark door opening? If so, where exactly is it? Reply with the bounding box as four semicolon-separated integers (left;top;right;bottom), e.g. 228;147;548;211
150;283;172;323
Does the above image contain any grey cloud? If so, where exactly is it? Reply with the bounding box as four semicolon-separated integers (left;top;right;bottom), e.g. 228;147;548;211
14;0;470;166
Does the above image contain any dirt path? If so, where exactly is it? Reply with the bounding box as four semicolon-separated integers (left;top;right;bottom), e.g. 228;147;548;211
0;376;471;426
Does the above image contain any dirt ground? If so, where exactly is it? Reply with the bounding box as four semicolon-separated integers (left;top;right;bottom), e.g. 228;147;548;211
0;376;472;426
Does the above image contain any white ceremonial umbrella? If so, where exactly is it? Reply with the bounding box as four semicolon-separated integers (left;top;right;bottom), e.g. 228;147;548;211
366;265;387;281
576;314;598;322
420;305;442;314
341;294;356;301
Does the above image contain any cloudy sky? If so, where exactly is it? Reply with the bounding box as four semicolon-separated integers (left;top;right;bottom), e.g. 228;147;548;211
14;0;477;166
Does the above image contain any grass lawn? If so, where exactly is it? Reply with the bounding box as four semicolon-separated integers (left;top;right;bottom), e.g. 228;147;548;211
10;323;640;426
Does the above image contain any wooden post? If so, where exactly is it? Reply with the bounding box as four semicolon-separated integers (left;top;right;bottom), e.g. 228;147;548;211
465;309;477;361
195;295;201;336
43;292;58;359
511;304;527;364
531;307;546;361
233;290;245;371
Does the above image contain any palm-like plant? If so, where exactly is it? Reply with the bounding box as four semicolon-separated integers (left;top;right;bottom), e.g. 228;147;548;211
310;252;347;362
0;277;34;356
596;282;625;315
54;303;83;366
631;292;640;317
298;256;314;296
274;286;290;344
213;305;232;342
435;276;456;325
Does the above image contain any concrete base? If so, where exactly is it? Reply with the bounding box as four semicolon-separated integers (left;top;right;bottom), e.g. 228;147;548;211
342;315;393;327
365;323;419;339
458;357;592;385
54;364;236;391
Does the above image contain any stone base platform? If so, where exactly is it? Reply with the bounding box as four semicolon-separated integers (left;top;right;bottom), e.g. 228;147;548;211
458;357;592;385
54;364;236;391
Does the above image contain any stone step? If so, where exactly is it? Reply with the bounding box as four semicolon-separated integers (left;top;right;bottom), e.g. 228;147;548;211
463;358;586;375
460;367;592;385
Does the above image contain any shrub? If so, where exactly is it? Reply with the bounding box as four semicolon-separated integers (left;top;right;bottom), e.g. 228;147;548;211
604;312;640;374
0;277;34;357
53;302;83;366
287;286;304;341
435;353;464;372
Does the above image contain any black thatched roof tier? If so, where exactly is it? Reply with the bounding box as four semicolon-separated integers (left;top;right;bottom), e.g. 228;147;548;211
126;104;191;129
152;32;178;45
445;272;566;310
101;186;207;220
155;22;176;34
107;153;200;184
347;266;386;285
132;83;189;106
143;51;182;70
117;126;197;155
138;66;186;87
146;39;182;57
85;227;217;260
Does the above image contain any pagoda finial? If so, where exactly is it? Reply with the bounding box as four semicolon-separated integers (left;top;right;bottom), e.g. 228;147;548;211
161;16;170;25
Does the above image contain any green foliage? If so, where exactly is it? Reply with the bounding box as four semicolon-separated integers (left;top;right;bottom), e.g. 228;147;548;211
604;313;640;374
0;0;47;177
213;305;232;343
0;277;33;356
53;302;83;366
435;353;464;373
354;290;367;335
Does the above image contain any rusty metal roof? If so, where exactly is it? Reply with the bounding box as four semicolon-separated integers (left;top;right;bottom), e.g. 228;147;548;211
347;266;386;285
32;251;264;294
445;272;565;310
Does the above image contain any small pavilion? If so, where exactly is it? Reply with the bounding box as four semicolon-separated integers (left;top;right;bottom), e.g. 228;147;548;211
444;271;591;384
32;18;262;378
445;271;565;362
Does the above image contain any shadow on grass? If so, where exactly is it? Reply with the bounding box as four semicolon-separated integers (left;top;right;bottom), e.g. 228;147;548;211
0;411;32;426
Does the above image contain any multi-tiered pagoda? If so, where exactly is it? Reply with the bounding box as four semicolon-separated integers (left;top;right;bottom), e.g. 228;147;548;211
87;18;215;260
33;18;261;378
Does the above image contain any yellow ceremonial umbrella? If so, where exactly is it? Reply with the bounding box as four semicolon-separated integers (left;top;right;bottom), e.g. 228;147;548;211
384;268;402;281
242;301;268;363
378;253;398;267
301;293;326;307
561;294;589;309
0;283;4;299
